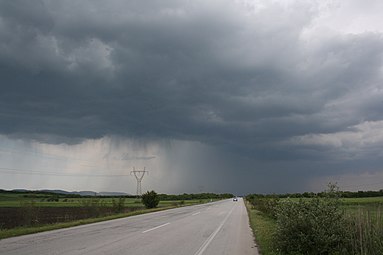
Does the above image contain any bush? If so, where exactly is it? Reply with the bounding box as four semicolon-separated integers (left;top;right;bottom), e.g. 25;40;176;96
141;190;160;209
250;197;279;218
275;184;349;255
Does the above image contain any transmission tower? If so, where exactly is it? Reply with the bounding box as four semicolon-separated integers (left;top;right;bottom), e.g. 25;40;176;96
131;167;148;196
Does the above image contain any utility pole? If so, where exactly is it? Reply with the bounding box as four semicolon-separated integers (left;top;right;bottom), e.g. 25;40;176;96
131;167;148;197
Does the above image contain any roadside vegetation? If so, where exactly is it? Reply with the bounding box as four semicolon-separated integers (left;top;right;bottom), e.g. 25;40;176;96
246;204;278;255
246;184;383;255
0;189;233;239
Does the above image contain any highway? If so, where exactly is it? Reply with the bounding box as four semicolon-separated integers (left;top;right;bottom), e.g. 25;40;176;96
0;198;258;255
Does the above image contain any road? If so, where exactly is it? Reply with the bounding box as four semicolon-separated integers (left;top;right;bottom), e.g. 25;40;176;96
0;198;258;255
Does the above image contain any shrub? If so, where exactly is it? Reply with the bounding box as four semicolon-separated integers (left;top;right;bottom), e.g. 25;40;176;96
274;184;350;255
141;190;160;209
250;197;279;218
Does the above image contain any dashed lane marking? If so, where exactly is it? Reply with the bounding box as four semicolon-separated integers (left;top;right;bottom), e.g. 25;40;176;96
142;222;170;234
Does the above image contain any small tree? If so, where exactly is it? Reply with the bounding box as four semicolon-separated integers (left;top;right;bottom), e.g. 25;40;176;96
141;190;160;209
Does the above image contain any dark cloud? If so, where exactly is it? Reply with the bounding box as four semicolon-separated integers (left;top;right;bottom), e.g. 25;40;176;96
1;0;383;193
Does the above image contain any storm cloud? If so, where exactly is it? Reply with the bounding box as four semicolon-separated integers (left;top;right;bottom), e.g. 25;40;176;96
1;0;383;194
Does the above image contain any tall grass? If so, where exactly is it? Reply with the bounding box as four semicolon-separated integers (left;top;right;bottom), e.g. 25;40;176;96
346;207;383;255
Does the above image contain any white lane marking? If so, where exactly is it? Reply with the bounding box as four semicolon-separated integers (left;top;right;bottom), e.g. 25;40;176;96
192;212;201;216
194;205;235;255
142;222;170;233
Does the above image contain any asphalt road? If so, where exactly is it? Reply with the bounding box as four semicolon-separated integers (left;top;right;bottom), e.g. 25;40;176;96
0;198;259;255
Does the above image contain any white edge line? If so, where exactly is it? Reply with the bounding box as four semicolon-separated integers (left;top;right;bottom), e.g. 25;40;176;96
142;222;170;233
193;205;235;255
192;212;201;216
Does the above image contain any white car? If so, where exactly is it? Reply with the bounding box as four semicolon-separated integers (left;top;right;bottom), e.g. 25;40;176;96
233;197;238;201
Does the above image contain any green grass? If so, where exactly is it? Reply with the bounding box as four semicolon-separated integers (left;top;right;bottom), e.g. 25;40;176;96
245;201;278;255
0;206;174;239
339;197;383;217
341;197;383;204
341;196;383;205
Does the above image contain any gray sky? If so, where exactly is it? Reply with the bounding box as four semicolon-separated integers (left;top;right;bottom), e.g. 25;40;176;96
1;0;383;194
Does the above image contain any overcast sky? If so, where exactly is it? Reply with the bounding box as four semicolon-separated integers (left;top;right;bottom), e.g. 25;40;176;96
1;0;383;195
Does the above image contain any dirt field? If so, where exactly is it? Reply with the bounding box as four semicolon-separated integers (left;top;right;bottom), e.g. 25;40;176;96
0;206;144;229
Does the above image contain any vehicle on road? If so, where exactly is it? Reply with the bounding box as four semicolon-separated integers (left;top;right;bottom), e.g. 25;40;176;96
233;197;238;201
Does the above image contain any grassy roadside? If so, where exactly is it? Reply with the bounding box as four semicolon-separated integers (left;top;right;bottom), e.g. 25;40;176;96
245;201;278;255
0;206;175;240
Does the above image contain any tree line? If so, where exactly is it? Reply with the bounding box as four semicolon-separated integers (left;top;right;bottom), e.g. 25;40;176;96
247;189;383;199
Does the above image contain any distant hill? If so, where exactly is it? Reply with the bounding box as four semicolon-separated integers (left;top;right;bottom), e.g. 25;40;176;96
98;192;128;196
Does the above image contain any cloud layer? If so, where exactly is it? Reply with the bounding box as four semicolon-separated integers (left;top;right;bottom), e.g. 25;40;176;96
1;0;383;193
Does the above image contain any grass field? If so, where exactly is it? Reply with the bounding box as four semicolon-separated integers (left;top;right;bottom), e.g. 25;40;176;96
341;196;383;204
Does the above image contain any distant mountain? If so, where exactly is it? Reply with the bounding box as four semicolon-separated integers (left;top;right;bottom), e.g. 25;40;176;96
98;192;128;196
12;189;29;192
75;191;98;196
10;189;129;196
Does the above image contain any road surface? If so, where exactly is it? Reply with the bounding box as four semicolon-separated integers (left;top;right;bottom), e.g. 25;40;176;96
0;198;258;255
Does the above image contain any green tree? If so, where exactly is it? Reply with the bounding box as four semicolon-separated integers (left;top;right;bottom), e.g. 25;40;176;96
141;190;160;209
